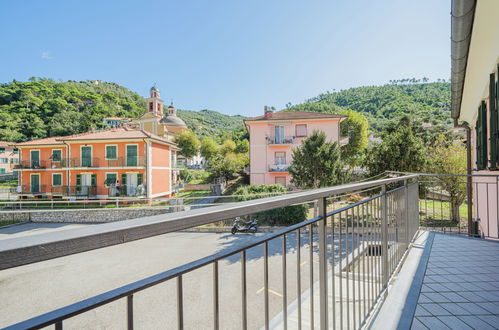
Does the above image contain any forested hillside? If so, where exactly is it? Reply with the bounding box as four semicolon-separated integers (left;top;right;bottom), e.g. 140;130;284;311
291;81;451;132
0;79;146;141
0;78;450;142
177;109;245;138
0;78;245;142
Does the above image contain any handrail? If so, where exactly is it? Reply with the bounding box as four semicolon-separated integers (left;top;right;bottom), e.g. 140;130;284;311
0;174;416;270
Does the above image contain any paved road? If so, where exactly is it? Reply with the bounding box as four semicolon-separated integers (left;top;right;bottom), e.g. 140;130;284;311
0;223;326;329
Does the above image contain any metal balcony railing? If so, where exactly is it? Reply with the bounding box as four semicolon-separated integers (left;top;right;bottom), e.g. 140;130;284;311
269;164;290;172
49;186;97;197
16;160;48;169
266;136;295;145
1;175;422;329
20;184;48;194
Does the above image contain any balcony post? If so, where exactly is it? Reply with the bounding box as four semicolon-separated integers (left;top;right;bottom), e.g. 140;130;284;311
405;179;409;248
381;184;389;289
318;196;328;329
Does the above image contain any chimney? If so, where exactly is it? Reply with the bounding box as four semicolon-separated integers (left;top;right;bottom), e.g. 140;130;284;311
264;105;273;118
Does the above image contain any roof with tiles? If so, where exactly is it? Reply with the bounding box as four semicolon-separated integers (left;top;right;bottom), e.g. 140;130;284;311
0;141;15;148
11;136;65;147
244;110;347;122
12;127;177;148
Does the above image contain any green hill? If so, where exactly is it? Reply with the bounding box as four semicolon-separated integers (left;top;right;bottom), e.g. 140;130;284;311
177;109;245;138
0;78;450;142
0;78;245;142
290;81;451;132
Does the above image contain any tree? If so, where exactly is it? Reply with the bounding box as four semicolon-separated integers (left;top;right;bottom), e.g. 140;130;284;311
363;121;428;176
200;137;219;161
339;110;368;166
208;152;244;179
220;139;236;156
175;130;200;158
427;134;467;222
289;131;349;189
235;139;249;154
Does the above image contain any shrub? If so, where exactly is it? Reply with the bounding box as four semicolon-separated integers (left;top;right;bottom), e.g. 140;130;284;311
234;184;308;226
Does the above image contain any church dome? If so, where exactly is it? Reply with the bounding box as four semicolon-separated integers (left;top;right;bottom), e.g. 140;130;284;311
150;85;160;92
160;115;188;128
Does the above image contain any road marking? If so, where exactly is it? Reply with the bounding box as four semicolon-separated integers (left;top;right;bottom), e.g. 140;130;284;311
300;261;307;266
256;287;283;297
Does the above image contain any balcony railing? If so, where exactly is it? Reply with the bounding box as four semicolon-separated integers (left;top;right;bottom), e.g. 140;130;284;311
16;160;48;169
20;184;48;194
108;184;146;197
269;163;291;172
71;157;146;167
1;175;422;329
16;157;147;169
266;136;295;145
50;185;97;197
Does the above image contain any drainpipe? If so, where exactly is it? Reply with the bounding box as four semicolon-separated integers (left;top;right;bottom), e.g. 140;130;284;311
63;142;71;197
454;119;474;236
144;139;152;199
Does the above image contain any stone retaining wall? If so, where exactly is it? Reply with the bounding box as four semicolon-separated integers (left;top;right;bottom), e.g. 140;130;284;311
0;207;171;223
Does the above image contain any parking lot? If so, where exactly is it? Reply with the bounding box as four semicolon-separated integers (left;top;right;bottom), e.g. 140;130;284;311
0;222;325;329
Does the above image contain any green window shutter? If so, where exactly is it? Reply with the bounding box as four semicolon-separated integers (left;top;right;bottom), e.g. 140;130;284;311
106;146;117;159
81;146;92;166
489;73;497;169
52;150;62;162
52;174;62;186
477;101;488;170
481;101;488;168
105;173;117;185
121;173;127;185
137;173;143;185
126;145;138;166
91;174;97;187
76;174;81;187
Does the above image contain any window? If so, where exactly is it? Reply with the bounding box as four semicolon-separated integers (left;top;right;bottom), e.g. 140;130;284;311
274;126;285;144
13;149;19;154
275;152;286;165
0;158;7;164
275;176;286;186
106;145;118;160
149;102;153;111
489;71;498;169
81;146;92;167
30;150;40;168
0;169;4;174
51;149;62;162
295;124;307;137
52;173;62;186
0;148;5;153
126;145;138;166
105;173;117;186
476;101;488;170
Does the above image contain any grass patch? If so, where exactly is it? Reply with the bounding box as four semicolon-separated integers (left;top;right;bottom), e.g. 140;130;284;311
176;190;213;205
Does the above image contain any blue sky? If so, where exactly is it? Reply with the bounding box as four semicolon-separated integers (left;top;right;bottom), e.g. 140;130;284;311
0;0;450;117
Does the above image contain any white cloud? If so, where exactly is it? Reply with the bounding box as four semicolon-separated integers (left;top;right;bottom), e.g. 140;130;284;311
41;51;55;60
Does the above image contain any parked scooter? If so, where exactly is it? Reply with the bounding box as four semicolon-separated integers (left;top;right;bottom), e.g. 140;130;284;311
231;217;258;234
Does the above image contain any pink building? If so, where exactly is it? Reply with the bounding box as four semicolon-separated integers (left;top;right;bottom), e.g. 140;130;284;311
0;141;19;174
244;107;346;186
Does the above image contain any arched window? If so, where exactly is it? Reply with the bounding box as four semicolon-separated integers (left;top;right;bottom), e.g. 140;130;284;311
149;102;153;111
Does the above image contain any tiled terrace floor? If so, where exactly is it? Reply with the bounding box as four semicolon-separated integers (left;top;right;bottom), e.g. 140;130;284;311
411;233;499;329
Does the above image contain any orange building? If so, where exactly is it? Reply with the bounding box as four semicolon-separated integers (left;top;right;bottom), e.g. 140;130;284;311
12;127;179;199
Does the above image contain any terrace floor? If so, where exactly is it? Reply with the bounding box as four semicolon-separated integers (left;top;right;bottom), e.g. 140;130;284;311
374;232;499;329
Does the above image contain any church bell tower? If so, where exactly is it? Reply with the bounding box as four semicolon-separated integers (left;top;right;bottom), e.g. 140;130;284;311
147;84;164;117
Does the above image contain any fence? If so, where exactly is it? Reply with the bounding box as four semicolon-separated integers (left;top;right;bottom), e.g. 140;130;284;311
392;172;499;239
1;175;420;329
